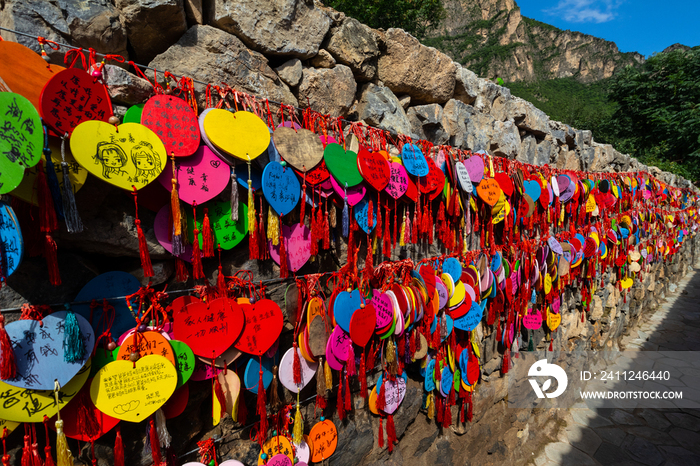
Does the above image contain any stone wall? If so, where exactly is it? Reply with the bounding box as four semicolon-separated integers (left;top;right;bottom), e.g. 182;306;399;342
0;1;697;465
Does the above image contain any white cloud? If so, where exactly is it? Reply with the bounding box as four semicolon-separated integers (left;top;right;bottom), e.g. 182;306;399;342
544;0;622;23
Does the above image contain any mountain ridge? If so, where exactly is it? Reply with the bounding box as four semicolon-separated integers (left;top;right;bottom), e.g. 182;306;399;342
424;0;645;83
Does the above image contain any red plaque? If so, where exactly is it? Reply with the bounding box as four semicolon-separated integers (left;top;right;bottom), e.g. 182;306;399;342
141;95;200;157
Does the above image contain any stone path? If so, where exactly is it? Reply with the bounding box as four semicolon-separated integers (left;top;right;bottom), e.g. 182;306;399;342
534;266;700;466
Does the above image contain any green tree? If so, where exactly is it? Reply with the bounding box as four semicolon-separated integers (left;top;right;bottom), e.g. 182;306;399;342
607;47;700;181
324;0;445;39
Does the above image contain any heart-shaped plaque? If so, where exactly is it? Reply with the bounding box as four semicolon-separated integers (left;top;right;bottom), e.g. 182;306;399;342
476;178;503;206
455;161;473;193
4;311;95;390
354;197;377;234
142;95;200;157
279;347;318;393
357;149;390;191
323;143;363;187
173;297;245;358
385;162;409;200
187;199;248;250
262;161;301;216
401;144;429;177
372;290;394;329
334;289;363;333
269;223;311;272
462;155;484;184
158;146;230;204
90;355;177;423
0;93;43;193
349;304;376;347
203;109;270;161
273;126;324;171
234;299;284;356
40;68;111;136
70;121;167;190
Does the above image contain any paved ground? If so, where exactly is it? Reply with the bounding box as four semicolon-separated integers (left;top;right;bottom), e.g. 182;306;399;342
533;266;700;466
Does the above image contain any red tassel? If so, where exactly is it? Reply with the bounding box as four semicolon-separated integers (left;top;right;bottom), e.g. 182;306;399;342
435;396;443;424
359;350;367;398
135;218;155;278
0;315;16;380
344;370;351;411
256;367;268;447
445;387;454;428
248;215;258;261
132;189;154;278
467;391;473;422
411;208;418;244
375;200;382;237
376;380;386;412
279;216;289;279
383;208;391;258
323;202;330;250
292;343;302;385
364;234;373;281
378;417;384;448
21;430;30;466
214;376;227;418
337;378;346;420
149;419;162;466
202;209;214;258
309;206;319;257
191;228;204;280
44;233;61;286
217;265;226;295
549;337;554;352
77;390;100;439
409;332;416;359
37;160;58;233
347;347;356;376
176;258;189;282
397;333;406;359
300;188;306;226
366;343;376;370
114;427;125;466
367;200;373;229
502;349;510;375
43;416;55;466
386;414;396;452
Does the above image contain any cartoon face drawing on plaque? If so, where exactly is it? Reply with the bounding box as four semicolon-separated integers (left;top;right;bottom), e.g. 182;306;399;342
94;141;128;179
131;141;161;182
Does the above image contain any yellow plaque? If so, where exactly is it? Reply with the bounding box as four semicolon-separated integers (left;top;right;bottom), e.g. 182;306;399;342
204;110;270;161
448;280;466;308
90;355;177;423
11;139;88;206
212;383;221;426
368;385;379;415
0;419;19;437
620;277;634;289
0;359;90;423
70;121;167;190
547;311;561;331
544;274;552;295
585;194;597;213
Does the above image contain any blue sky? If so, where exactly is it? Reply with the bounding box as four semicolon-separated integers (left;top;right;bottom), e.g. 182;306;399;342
515;0;700;57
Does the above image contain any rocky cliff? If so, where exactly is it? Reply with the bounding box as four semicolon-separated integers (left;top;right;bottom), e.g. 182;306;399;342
425;0;645;82
0;1;696;466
